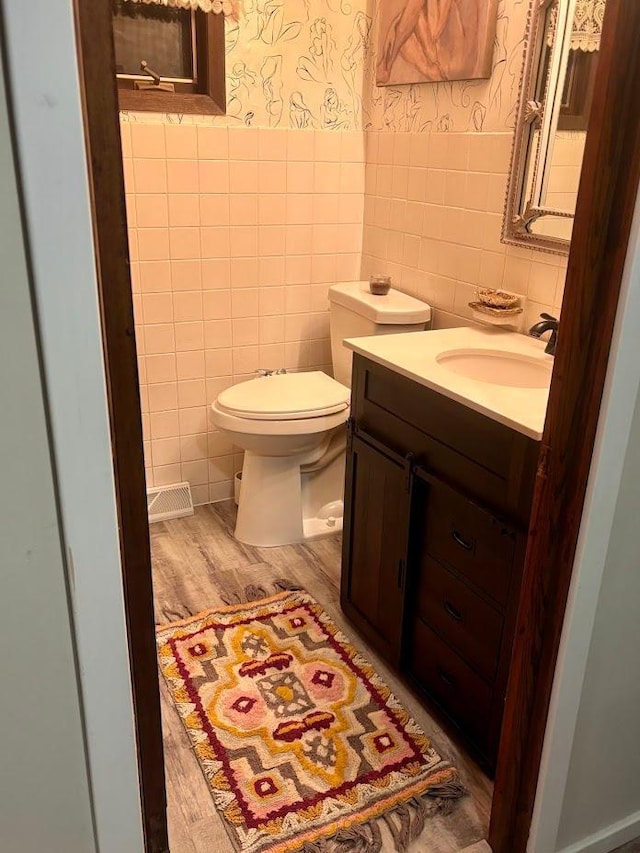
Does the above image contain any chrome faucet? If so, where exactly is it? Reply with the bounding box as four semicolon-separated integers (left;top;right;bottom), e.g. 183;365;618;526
529;313;559;356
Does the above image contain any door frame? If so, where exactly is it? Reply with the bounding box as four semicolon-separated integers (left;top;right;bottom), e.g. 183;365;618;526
73;0;169;850
71;0;640;851
490;2;640;849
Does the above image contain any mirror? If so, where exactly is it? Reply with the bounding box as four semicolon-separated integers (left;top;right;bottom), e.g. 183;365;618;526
503;0;605;254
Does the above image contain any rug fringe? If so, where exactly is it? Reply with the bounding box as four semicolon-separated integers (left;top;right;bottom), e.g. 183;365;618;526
243;583;270;601
297;779;467;853
157;604;195;624
241;579;302;601
273;577;304;593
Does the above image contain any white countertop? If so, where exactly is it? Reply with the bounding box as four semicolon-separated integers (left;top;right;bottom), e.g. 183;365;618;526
345;327;552;441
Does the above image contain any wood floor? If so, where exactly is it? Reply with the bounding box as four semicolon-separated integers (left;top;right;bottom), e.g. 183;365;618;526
150;502;493;853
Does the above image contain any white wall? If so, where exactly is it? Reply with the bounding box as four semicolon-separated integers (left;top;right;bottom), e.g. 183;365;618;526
529;191;640;852
0;2;145;851
0;57;96;853
555;384;640;851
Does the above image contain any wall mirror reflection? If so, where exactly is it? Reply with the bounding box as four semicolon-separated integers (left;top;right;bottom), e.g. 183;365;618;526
503;0;605;254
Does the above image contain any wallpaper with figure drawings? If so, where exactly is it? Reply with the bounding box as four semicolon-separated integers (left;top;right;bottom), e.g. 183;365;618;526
122;0;372;129
121;0;531;134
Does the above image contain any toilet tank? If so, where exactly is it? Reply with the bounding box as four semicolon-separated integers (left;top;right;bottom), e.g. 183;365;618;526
329;281;432;387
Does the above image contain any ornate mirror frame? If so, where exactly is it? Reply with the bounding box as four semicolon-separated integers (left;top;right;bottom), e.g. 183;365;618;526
503;0;580;255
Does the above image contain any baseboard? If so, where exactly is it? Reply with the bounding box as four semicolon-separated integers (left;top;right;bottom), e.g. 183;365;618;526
557;810;640;853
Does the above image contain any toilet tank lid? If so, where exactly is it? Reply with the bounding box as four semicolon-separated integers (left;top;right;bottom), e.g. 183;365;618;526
328;281;432;325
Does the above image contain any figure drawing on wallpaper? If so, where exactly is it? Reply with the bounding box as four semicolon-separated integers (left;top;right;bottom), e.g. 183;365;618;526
377;0;498;86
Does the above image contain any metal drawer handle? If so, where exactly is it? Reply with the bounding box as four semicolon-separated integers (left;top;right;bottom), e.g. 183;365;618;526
444;600;463;622
437;668;455;689
451;529;473;551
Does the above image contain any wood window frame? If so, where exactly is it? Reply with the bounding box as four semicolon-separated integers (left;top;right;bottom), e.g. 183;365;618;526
72;0;640;849
117;9;225;116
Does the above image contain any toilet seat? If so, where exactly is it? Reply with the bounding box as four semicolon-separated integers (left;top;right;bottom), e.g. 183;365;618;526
216;371;350;421
211;400;349;438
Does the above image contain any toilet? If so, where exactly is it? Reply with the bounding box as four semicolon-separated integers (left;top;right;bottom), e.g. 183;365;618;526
211;281;431;546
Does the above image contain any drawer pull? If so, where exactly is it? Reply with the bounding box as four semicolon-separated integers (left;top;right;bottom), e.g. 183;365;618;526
437;668;456;689
444;600;463;622
451;529;473;551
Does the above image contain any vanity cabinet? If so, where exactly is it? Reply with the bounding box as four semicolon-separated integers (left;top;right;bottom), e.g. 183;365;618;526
340;354;540;771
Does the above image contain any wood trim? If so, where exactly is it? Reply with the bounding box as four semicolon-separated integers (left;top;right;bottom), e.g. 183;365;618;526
117;9;225;115
490;2;640;850
73;1;169;851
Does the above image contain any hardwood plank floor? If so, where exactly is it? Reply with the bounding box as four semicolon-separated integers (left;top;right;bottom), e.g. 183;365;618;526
151;502;493;852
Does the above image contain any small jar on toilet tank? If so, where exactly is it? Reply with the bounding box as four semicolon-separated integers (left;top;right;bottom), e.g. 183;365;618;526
369;275;392;296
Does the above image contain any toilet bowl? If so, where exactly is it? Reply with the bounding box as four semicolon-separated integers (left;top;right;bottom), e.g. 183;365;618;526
211;371;350;547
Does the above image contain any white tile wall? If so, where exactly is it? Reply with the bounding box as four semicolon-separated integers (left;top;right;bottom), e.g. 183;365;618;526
122;119;572;506
360;131;568;331
122;120;364;504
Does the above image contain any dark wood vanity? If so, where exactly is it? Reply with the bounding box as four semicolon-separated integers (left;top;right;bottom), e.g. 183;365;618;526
340;354;540;772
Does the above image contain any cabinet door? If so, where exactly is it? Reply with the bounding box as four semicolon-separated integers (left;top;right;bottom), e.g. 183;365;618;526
340;432;412;666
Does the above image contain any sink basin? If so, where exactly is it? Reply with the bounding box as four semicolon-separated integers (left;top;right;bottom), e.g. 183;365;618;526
436;348;552;389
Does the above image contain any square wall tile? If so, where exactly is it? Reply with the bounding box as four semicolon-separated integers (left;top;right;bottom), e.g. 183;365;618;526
171;259;202;291
178;379;207;408
144;323;175;354
169;227;200;260
146;353;177;384
230;258;259;289
199;161;229;194
230;195;258;226
232;317;259;346
165;124;197;159
167;160;199;194
203;290;231;320
173;290;203;321
176;350;205;381
258;129;287;161
133;160;167;193
229;127;259;160
136;195;168;228
229;161;259;194
148;382;178;412
259;161;287;194
140;260;172;293
137;229;170;261
231;289;259;318
200;195;230;227
175;321;205;352
149;410;179;440
204;319;233;349
142;292;173;324
197;126;228;160
259;256;286;287
131;124;165;158
287;130;314;161
168;194;200;227
202;259;231;290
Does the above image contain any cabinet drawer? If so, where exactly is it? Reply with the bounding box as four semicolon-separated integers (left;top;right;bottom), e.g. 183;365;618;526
416;556;504;683
409;619;493;752
421;477;516;607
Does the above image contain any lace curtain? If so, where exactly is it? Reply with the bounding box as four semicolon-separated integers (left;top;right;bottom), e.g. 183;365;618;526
548;0;606;52
121;0;238;16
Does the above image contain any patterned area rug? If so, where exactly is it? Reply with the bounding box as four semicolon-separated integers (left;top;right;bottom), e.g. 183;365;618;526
157;588;465;853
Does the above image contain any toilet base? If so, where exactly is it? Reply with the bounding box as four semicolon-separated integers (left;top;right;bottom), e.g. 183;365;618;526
234;436;346;548
303;512;343;540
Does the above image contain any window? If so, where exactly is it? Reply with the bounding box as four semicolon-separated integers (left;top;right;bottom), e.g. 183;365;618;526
112;0;225;115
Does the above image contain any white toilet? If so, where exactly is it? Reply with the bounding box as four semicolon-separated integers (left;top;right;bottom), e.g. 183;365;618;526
211;281;431;547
